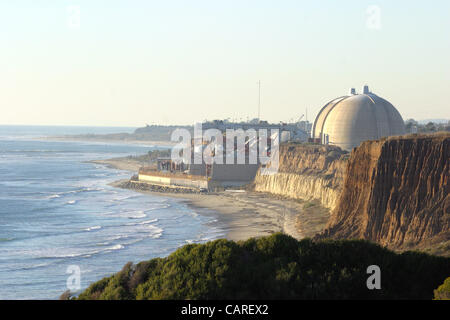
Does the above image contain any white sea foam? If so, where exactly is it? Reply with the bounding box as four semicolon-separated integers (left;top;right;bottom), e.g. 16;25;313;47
111;194;139;202
0;134;229;298
128;211;147;219
147;225;164;239
32;243;125;259
67;187;103;195
38;249;100;259
200;236;216;242
122;238;145;246
84;226;102;231
96;241;111;246
138;218;158;225
89;244;125;256
125;218;159;226
110;235;127;240
45;187;102;200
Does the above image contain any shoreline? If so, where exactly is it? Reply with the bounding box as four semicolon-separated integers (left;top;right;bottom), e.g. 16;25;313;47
93;155;330;242
109;179;311;241
89;158;149;172
36;136;176;147
106;174;329;243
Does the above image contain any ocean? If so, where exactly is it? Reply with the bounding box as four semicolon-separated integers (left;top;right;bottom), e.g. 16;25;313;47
0;125;225;299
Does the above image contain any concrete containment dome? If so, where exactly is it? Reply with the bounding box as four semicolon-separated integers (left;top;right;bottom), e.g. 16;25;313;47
312;86;406;151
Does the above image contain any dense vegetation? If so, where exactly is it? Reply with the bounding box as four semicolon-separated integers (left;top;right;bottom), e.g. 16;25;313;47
404;119;450;133
133;124;193;141
434;277;450;300
126;149;171;163
61;125;193;142
74;234;449;300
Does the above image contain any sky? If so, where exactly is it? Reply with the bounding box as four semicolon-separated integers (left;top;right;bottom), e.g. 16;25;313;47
1;0;449;127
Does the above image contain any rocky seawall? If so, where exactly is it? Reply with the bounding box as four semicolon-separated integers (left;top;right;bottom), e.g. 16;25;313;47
112;179;205;194
321;133;449;252
252;144;348;210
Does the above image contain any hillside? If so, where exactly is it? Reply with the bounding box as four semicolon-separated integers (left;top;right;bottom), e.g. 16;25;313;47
72;234;449;300
320;133;449;255
47;125;193;143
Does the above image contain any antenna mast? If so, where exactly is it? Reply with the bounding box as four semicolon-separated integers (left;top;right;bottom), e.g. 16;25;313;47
257;80;261;121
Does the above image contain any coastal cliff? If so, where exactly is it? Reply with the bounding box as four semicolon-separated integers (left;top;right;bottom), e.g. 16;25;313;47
252;144;347;210
252;134;449;254
321;133;449;252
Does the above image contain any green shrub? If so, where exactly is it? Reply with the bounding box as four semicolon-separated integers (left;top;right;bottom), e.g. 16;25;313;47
434;277;450;300
75;233;450;300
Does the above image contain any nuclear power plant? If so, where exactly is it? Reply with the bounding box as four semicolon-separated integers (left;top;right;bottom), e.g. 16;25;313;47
311;86;406;150
135;86;408;191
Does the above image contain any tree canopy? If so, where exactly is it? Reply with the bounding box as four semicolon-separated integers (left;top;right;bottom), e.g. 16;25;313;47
74;233;449;300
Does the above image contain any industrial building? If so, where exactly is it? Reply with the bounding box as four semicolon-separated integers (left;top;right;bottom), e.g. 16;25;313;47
137;86;406;191
311;86;406;150
138;125;269;190
202;119;310;142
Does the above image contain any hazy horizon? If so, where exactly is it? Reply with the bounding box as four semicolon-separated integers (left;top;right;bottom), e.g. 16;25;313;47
2;1;449;127
0;118;449;129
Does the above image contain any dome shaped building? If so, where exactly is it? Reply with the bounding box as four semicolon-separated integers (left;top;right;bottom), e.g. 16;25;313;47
312;86;406;151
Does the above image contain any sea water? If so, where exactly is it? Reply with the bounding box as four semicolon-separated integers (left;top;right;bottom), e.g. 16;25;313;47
0;126;225;299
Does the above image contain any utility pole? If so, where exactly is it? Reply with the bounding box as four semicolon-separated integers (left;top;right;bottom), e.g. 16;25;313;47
257;80;261;121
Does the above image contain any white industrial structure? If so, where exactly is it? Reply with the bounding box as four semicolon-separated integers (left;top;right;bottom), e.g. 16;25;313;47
312;86;406;151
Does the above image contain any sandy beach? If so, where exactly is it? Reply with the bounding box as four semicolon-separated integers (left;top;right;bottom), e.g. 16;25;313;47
89;151;330;242
47;141;329;243
107;173;329;242
90;158;151;172
145;189;329;241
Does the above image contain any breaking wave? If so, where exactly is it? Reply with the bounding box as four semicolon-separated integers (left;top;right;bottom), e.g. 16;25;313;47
84;226;102;231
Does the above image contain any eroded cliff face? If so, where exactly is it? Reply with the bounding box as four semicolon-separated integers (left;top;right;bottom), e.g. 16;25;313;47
253;144;347;209
253;134;449;253
321;133;449;251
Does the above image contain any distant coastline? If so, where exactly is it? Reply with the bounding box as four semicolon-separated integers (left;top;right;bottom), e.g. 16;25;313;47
35;123;190;147
38;135;176;147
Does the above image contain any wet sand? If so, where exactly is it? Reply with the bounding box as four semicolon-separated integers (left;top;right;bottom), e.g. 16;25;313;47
95;155;329;242
109;179;329;242
168;191;329;241
90;158;151;172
